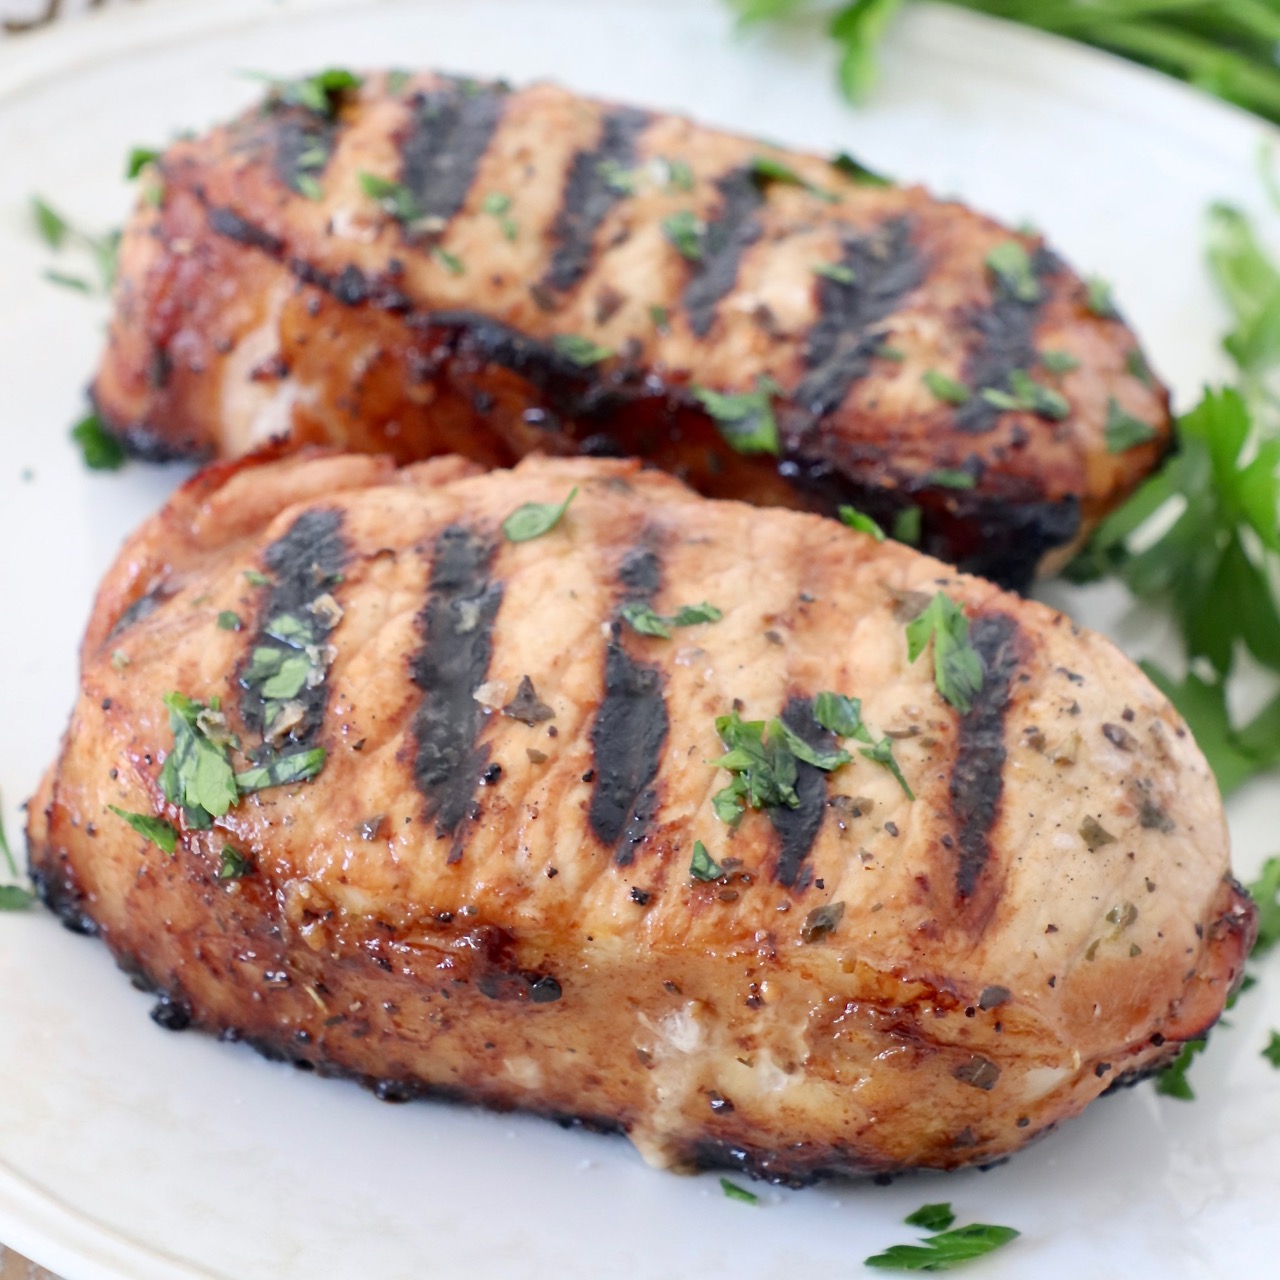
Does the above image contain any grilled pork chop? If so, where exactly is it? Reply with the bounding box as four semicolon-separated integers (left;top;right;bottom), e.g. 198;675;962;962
29;450;1251;1181
92;71;1170;591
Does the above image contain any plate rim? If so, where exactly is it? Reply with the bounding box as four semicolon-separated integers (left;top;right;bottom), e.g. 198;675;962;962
0;1;1275;1277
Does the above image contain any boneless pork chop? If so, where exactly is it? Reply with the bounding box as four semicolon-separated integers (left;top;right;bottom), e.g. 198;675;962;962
92;71;1170;590
28;450;1251;1181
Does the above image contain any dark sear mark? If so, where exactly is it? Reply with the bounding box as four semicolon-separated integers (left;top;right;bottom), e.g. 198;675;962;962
589;544;669;864
542;106;651;293
206;206;284;256
410;525;504;847
953;247;1056;435
683;167;766;337
795;217;923;419
397;80;507;225
948;613;1021;899
239;508;348;748
106;587;167;642
770;696;839;888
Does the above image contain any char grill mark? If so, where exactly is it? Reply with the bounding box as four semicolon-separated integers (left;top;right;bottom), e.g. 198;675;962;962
588;543;669;864
397;81;507;224
795;217;923;418
206;206;284;256
410;525;504;848
270;110;337;198
542;106;651;293
948;613;1021;899
952;248;1054;435
769;697;837;888
239;508;348;746
683;167;766;337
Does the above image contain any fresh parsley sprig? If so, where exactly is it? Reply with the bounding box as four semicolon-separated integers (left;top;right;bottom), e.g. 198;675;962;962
865;1216;1019;1271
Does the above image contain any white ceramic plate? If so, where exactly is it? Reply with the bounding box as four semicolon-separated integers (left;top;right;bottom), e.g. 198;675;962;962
1;1;1278;1276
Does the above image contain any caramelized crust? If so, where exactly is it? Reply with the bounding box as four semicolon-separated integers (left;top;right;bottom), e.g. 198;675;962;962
92;73;1171;589
29;451;1251;1181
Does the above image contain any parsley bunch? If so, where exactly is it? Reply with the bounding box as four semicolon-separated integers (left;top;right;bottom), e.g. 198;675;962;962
727;2;1280;124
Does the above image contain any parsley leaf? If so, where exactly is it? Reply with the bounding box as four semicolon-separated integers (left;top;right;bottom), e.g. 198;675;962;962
692;378;781;455
1087;275;1119;318
234;748;326;792
709;711;800;822
125;147;161;179
31;195;68;248
1041;349;1080;374
31;196;120;292
1263;1031;1280;1068
218;847;253;880
813;691;872;742
865;1222;1019;1271
216;611;243;632
720;1177;760;1205
905;593;985;714
70;413;126;471
903;1203;956;1232
1105;397;1157;452
1154;1038;1207;1101
985;240;1039;303
749;154;837;202
246;68;361;117
982;369;1069;421
662;210;705;260
553;334;613;366
839;506;886;540
814;261;856;284
774;719;853;771
0;798;33;909
892;506;922;547
502;488;578;543
922;369;970;405
160;692;239;819
482;191;518;240
830;150;891;187
860;735;914;799
927;469;976;490
108;806;178;855
690;840;723;882
1247;856;1280;957
620;600;722;638
358;171;422;224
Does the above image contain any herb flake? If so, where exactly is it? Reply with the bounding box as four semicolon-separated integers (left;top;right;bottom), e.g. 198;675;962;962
690;840;723;882
692;378;781;455
905;593;984;714
502;488;578;543
865;1222;1019;1271
70;413;126;471
108;806;178;855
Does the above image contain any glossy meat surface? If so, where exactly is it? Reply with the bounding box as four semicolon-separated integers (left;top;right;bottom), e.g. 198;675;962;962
29;451;1250;1181
92;72;1171;589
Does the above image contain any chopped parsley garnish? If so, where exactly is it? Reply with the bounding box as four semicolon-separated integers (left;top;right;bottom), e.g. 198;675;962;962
1154;1038;1207;1100
246;68;361;117
1041;349;1080;374
235;749;326;792
1248;856;1280;956
244;569;272;587
814;261;856;285
620;600;722;639
1086;274;1119;318
981;369;1070;421
839;505;886;541
775;720;853;771
216;611;243;632
70;413;126;471
0;799;33;910
357;171;422;224
830;150;890;187
502;487;578;543
927;469;975;490
692;378;781;455
662;210;705;261
865;1222;1019;1271
662;157;695;192
749;154;837;202
709;712;800;822
813;692;872;741
690;840;723;882
1104;397;1156;452
649;304;671;333
860;735;913;799
892;506;922;547
432;246;465;276
386;69;412;95
108;807;178;855
597;158;638;195
719;1177;760;1205
922;369;970;406
218;847;253;880
125;147;161;179
905;592;985;714
482;191;517;241
31;196;120;293
985;240;1039;303
159;692;239;819
1263;1031;1280;1068
553;334;614;366
903;1203;956;1232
